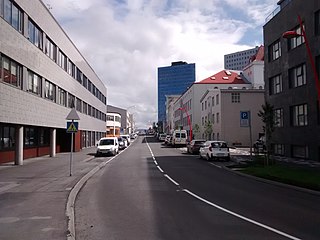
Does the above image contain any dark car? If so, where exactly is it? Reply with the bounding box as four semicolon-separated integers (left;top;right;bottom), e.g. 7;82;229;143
187;139;206;154
117;137;126;150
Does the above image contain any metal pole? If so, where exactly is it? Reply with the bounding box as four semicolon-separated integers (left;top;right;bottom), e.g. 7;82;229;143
69;122;74;176
249;111;253;161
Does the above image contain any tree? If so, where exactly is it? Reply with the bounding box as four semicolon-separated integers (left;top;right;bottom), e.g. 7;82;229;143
193;124;200;139
258;102;275;165
204;121;213;140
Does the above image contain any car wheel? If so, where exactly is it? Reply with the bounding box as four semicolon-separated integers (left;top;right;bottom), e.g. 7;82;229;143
206;153;211;161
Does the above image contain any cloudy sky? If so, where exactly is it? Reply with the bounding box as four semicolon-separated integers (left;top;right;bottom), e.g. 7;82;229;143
45;0;278;129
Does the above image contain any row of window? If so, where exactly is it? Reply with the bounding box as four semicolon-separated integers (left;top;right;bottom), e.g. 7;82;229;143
273;103;308;127
202;94;220;111
269;63;307;95
202;113;220;126
107;115;121;122
0;0;106;105
267;13;320;63
273;143;309;159
0;54;106;122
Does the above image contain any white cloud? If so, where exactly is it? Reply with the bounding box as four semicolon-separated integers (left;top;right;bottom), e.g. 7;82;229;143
45;0;277;129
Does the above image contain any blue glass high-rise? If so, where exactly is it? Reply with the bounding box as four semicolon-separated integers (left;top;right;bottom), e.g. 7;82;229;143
157;61;195;129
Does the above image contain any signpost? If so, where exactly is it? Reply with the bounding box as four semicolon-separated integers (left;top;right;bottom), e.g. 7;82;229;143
240;111;252;160
66;108;80;176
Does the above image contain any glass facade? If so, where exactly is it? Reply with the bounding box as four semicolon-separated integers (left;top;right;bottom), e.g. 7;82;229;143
157;62;195;124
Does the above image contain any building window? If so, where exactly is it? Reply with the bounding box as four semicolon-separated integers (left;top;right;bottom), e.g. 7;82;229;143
68;94;75;108
212;96;214;106
83;75;88;88
45;37;57;62
212;114;215;124
202;102;204;111
291;104;308;126
0;125;15;150
58;50;67;71
76;68;82;84
1;55;22;87
216;94;219;105
216;113;220;123
316;10;320;36
231;93;240;103
24;127;36;146
39;128;49;146
288;24;305;50
2;0;23;32
83;102;87;115
270;74;282;95
28;19;43;50
76;98;82;112
269;40;281;61
202;117;204;126
273;144;285;156
292;145;308;159
68;60;75;77
289;63;306;88
44;80;55;101
58;88;66;107
274;108;283;127
27;70;41;95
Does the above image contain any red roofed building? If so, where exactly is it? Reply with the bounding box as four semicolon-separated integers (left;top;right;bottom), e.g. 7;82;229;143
171;70;252;136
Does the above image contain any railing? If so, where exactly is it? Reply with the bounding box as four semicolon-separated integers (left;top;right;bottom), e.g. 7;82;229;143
265;0;292;23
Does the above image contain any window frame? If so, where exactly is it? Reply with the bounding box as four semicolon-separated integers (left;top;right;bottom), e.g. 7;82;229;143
270;74;283;95
27;70;41;95
291;104;308;126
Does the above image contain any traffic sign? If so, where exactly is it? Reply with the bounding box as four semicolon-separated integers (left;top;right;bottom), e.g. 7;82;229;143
240;111;250;127
66;121;78;133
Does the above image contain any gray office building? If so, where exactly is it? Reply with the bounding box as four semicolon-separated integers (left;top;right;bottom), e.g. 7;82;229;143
224;46;259;70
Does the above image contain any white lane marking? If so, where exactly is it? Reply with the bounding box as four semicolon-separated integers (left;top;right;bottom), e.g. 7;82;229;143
164;174;179;186
208;162;222;169
183;189;301;240
154;160;158;165
157;165;164;173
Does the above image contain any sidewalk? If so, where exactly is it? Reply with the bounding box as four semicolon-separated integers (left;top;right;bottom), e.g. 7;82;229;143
0;147;100;240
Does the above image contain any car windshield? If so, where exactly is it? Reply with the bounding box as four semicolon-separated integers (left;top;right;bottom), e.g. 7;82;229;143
211;142;228;148
99;139;114;145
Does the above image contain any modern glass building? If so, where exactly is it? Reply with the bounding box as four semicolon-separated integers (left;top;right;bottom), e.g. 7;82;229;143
157;61;195;130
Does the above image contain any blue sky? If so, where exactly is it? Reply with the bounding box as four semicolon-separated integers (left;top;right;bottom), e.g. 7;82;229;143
45;0;279;128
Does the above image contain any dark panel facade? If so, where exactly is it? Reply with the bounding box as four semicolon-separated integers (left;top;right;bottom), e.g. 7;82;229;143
263;0;320;161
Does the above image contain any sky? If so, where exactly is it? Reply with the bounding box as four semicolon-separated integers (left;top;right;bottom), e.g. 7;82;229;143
45;0;279;129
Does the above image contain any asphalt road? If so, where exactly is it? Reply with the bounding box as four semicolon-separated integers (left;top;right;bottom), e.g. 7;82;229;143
75;136;320;240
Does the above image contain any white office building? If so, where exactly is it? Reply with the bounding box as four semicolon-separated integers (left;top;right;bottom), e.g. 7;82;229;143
0;0;107;164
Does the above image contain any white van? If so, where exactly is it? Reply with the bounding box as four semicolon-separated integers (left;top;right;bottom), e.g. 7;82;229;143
96;137;119;156
172;130;188;147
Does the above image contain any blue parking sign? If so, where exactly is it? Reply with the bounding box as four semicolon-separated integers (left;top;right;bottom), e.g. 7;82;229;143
240;111;250;127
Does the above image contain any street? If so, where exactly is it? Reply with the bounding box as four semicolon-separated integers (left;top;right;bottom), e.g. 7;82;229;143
75;136;320;240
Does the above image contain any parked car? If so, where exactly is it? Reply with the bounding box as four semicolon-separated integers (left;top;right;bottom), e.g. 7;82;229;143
158;133;167;142
199;140;230;161
164;135;172;145
120;134;131;146
172;130;188;147
117;136;126;150
96;137;119;156
187;139;206;154
253;136;266;151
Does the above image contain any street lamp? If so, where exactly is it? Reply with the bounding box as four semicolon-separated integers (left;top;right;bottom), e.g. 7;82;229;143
282;15;320;102
178;107;192;142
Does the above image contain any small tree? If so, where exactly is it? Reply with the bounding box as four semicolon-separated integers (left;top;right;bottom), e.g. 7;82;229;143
193;123;200;139
204;121;213;140
258;102;275;165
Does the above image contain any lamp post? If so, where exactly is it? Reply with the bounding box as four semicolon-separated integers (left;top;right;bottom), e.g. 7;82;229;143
178;107;192;142
282;15;320;102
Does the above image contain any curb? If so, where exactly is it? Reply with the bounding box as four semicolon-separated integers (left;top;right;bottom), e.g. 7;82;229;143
65;155;116;240
65;140;136;240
